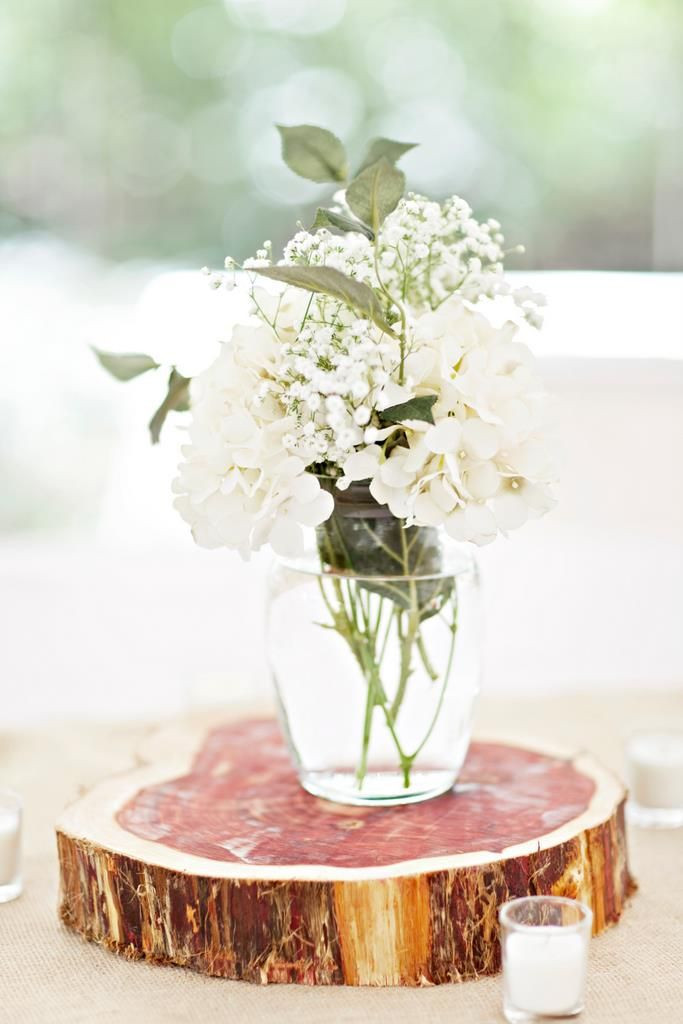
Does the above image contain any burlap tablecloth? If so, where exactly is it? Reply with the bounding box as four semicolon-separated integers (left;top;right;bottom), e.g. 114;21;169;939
1;692;682;1023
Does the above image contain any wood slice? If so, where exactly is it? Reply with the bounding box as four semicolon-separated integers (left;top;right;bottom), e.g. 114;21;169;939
56;715;635;986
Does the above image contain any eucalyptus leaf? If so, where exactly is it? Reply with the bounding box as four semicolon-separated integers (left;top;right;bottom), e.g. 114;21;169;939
256;264;396;336
149;368;191;444
346;157;405;230
310;207;374;240
277;124;348;183
92;348;159;382
380;394;438;425
357;137;417;173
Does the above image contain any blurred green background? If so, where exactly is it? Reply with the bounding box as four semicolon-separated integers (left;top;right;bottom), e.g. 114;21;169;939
2;0;682;269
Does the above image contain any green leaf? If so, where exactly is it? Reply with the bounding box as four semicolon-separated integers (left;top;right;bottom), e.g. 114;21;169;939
310;207;374;240
346;157;405;231
256;264;396;336
357;137;417;173
380;394;438;425
92;348;159;382
148;368;191;444
277;124;348;183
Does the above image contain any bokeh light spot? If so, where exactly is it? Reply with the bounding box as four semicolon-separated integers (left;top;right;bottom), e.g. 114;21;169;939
172;5;252;79
226;0;346;36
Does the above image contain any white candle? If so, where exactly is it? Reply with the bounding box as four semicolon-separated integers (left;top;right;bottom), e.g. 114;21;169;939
626;732;683;810
0;809;21;886
504;928;588;1016
500;896;592;1023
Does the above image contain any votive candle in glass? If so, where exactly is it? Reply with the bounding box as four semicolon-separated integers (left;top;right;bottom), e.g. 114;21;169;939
499;896;592;1023
0;790;22;903
625;731;683;828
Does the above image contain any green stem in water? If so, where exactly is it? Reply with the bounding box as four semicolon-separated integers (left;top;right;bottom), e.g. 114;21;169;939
416;630;440;681
316;510;456;791
388;526;420;722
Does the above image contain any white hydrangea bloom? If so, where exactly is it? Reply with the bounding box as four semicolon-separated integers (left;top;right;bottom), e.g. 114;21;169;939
173;325;333;557
338;296;556;545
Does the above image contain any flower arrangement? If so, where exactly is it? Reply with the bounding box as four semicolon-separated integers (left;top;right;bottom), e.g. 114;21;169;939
174;128;553;556
97;125;557;803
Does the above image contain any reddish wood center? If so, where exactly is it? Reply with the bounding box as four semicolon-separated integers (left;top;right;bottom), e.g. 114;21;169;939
116;720;595;868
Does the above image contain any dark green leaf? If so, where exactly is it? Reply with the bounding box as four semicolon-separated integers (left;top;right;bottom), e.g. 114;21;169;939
277;124;348;183
380;394;438;425
310;207;374;240
92;348;159;382
256;264;396;336
316;504;454;622
148;368;191;444
357;137;417;173
346;157;405;230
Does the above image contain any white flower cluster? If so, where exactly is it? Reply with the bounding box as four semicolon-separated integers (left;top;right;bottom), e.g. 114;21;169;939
380;194;504;304
174;194;555;556
276;195;545;328
246;277;401;467
275;313;401;465
338;296;556;544
172;323;333;558
282;228;374;283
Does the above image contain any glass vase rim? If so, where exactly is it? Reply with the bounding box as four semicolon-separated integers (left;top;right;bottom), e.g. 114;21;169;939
275;534;478;582
499;896;593;933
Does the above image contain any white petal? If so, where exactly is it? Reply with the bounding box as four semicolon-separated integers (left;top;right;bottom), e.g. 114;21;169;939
464;503;498;542
278;455;308;480
221;412;255;445
250;287;282;322
445;504;498;545
369;425;401;443
403;439;430;473
269;517;304;557
369;476;390;506
376;382;413;411
462;419;500;460
413;491;446;526
429;476;457;513
425;418;462;454
444;507;468;541
465;461;500;500
369;476;410;518
342;446;381;481
380;454;414;488
287;489;334;527
290;472;320;503
386;489;412;519
404;347;435;384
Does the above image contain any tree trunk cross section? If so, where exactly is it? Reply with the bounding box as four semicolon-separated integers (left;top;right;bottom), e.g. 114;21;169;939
56;717;635;986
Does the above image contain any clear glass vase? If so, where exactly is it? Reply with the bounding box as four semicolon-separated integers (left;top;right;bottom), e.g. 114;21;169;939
266;483;481;806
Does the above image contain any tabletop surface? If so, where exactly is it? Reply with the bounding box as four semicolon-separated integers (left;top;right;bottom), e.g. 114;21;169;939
1;691;682;1024
116;719;597;867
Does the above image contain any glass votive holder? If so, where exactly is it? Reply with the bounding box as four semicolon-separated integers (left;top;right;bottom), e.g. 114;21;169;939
0;789;22;903
499;896;592;1023
625;731;683;829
